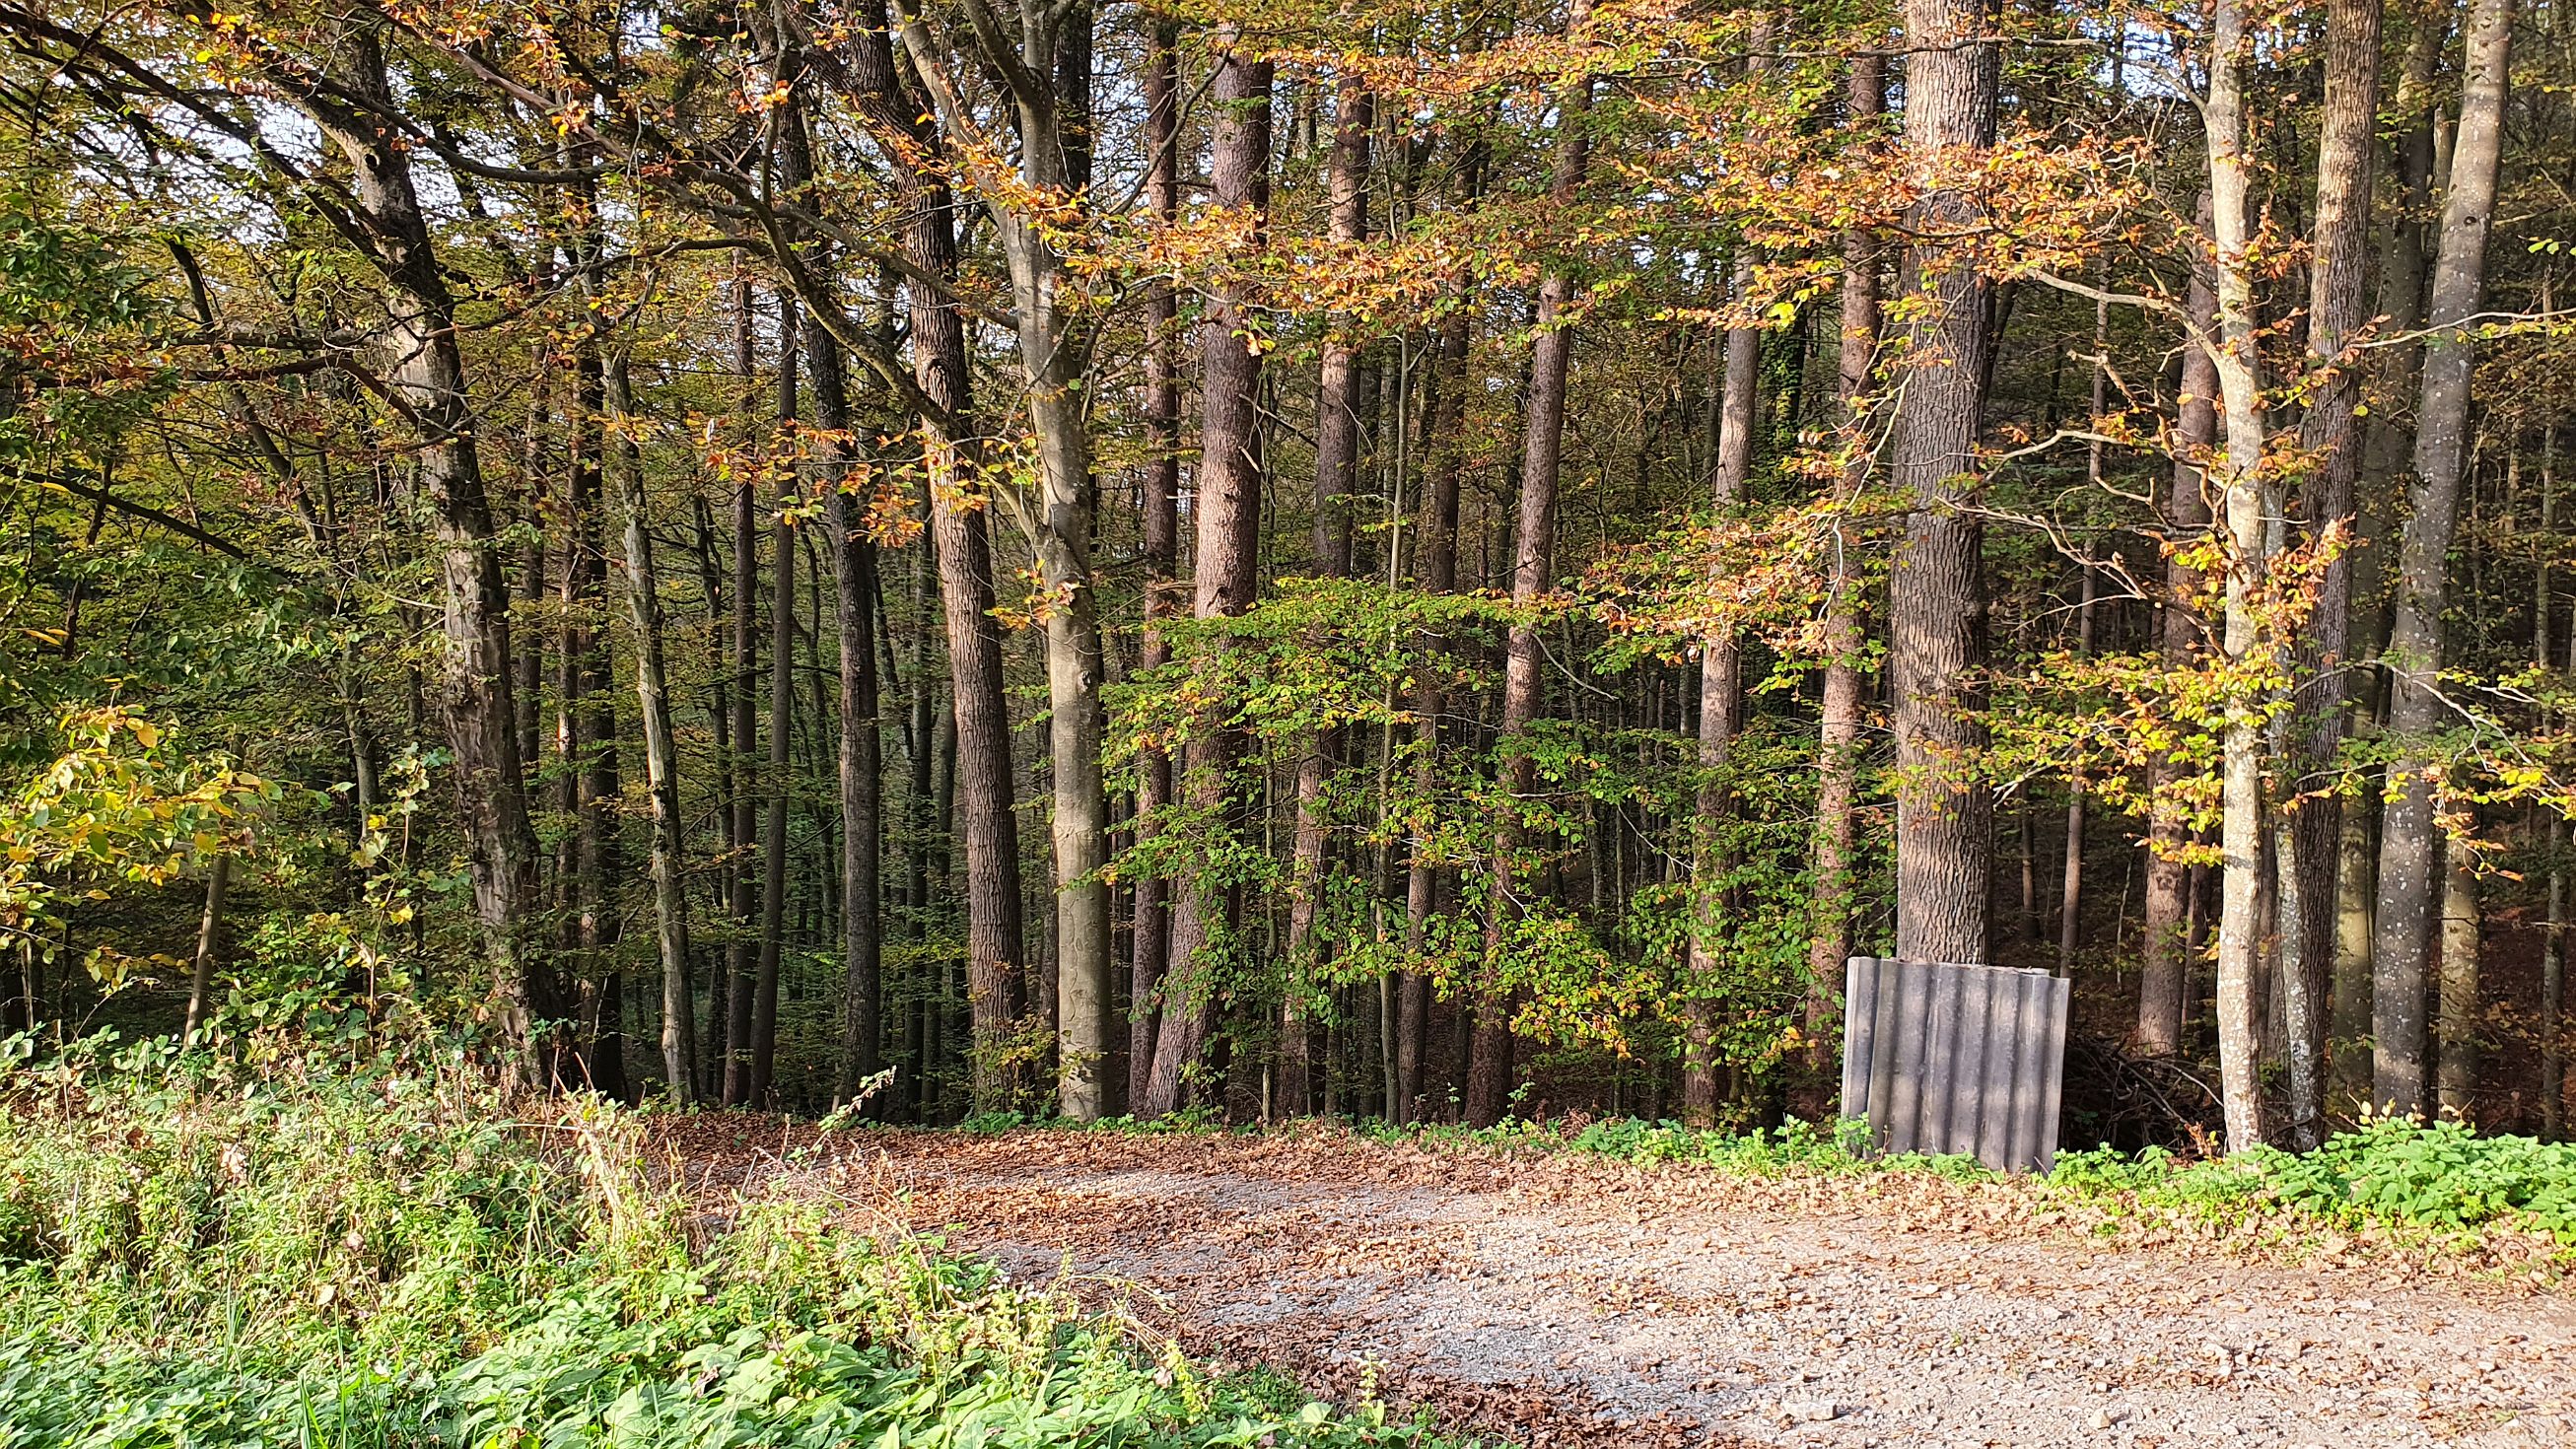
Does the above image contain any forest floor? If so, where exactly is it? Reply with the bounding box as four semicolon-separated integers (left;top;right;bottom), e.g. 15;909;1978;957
664;1123;2576;1449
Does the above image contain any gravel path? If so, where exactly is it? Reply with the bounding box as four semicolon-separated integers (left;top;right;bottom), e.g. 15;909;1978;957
692;1126;2576;1449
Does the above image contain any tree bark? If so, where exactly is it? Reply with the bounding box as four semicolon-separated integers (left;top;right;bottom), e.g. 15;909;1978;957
2548;816;2567;1139
1472;5;1592;1129
558;164;622;1096
1281;74;1373;1116
1808;51;1883;1077
749;302;800;1105
605;344;696;1102
2374;0;2512;1120
1129;23;1183;1116
955;0;1114;1123
2275;0;2384;1150
807;311;884;1110
2205;0;2271;1153
1401;314;1472;1122
1144;36;1272;1116
313;19;543;1074
1889;0;1996;966
2330;790;2378;1111
839;1;1028;1107
2332;13;2443;1117
2138;207;2219;1057
723;272;761;1106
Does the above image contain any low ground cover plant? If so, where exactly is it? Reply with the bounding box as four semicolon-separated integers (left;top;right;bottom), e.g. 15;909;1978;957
1349;1111;2576;1259
930;1101;2576;1258
0;1042;1453;1449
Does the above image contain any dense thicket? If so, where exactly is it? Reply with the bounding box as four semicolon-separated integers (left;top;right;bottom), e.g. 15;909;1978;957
3;0;2572;1144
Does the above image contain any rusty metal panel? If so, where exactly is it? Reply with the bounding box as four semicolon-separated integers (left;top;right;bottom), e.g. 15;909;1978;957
1838;957;2069;1173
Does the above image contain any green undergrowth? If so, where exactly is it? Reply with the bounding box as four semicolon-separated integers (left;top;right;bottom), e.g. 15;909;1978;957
2047;1118;2576;1253
1363;1112;1993;1181
1362;1111;2576;1266
0;1044;1460;1449
959;1101;2576;1263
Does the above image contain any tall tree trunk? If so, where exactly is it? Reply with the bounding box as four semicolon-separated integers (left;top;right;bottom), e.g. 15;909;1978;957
1281;75;1373;1117
760;37;886;1110
2552;429;2569;1141
688;497;733;1097
1129;23;1182;1115
1889;0;1996;966
1401;314;1471;1122
1808;51;1884;1078
605;344;695;1101
554;151;628;1098
2206;0;2271;1153
948;0;1115;1123
808;310;884;1109
313;20;542;1073
1143;35;1272;1117
2374;0;2512;1120
838;5;1029;1107
2330;792;2378;1111
514;381;546;865
2139;208;2219;1056
1683;256;1760;1120
2277;0;2383;1149
1473;6;1592;1129
2332;14;2443;1116
750;303;800;1104
723;272;762;1105
559;173;619;1093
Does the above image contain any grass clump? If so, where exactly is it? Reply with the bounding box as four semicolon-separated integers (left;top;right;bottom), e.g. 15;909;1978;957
0;1043;1458;1448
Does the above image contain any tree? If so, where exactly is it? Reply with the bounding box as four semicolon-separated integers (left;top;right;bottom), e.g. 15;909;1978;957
2138;217;2218;1059
1281;73;1373;1115
1473;0;1594;1130
2279;0;2384;1150
315;15;545;1073
2375;0;2514;1120
605;336;697;1101
1888;0;1996;967
2203;0;2271;1153
1143;32;1273;1117
1806;47;1884;1064
1129;21;1184;1116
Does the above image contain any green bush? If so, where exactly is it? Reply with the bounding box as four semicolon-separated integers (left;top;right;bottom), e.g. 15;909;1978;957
0;1052;1460;1449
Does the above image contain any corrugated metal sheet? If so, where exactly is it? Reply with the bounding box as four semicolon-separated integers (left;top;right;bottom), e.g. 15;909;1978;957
1839;957;2069;1173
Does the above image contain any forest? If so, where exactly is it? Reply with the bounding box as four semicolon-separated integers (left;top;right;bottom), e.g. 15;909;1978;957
4;0;2576;1441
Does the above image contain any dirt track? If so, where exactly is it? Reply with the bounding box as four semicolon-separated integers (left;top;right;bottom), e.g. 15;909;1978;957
674;1124;2576;1449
